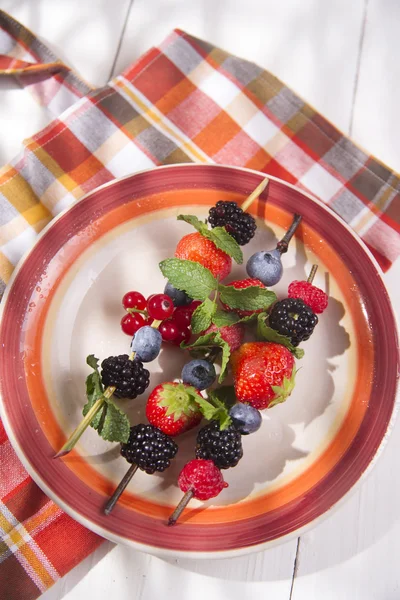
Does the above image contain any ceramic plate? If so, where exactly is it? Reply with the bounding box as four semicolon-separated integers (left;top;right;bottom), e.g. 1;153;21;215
0;164;398;558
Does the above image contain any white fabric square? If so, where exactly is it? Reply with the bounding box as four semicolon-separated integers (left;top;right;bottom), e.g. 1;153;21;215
243;111;280;147
199;71;240;108
105;142;155;177
300;163;343;202
2;226;37;265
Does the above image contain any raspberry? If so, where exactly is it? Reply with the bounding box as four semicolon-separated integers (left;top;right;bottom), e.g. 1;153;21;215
120;424;178;474
195;420;243;469
178;459;228;500
288;280;328;314
221;278;265;317
269;298;318;346
101;355;150;399
208;201;256;245
175;232;232;280
204;323;245;352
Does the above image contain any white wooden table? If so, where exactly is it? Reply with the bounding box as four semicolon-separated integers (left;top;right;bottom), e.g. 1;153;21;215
1;1;399;598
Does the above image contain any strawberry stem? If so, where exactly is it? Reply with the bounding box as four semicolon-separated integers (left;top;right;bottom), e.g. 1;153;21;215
241;178;269;213
307;264;318;284
104;463;139;515
168;488;194;526
276;214;302;254
54;386;116;458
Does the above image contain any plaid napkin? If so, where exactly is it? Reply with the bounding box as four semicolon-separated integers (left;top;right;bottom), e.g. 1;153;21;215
0;8;399;599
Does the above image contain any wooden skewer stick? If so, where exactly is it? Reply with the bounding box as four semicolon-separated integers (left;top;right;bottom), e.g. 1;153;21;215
54;385;116;459
307;264;318;284
167;489;195;526
241;178;269;212
104;463;139;516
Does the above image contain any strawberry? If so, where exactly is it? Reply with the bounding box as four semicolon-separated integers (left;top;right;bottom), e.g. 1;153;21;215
204;323;245;352
221;278;265;317
231;342;295;410
175;232;231;280
146;382;203;436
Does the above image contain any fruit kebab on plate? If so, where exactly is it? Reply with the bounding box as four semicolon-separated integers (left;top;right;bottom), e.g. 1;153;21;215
53;176;330;525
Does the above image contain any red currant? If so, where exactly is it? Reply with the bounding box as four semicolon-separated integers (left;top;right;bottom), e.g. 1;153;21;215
122;291;146;311
172;327;191;346
147;293;174;320
120;313;145;336
173;307;192;328
159;319;179;342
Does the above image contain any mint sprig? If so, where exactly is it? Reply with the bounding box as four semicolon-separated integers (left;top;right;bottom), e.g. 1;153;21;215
177;214;243;264
191;297;217;334
181;331;231;382
257;314;305;359
82;355;130;443
159;258;217;300
219;284;277;311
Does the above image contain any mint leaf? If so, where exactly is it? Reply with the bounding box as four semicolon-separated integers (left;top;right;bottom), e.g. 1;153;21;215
96;400;130;443
83;356;104;429
83;354;130;443
182;331;231;383
219;285;277;311
181;331;218;350
207;227;243;264
87;354;100;371
215;332;231;383
212;309;240;327
159;258;217;300
191;298;217;334
257;314;305;359
209;386;237;408
177;215;243;264
195;395;232;430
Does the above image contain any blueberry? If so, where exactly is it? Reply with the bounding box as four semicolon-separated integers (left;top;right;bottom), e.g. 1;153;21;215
246;248;283;286
181;359;216;390
229;403;262;435
164;282;192;307
131;326;162;362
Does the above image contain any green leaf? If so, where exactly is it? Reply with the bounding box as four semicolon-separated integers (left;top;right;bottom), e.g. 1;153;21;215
82;354;130;443
159;258;217;300
181;331;218;350
215;332;231;383
257;314;305;359
208;386;237;409
194;394;232;430
219;285;277;311
177;215;243;264
83;357;104;429
191;298;217;334
96;400;131;443
86;354;100;371
206;227;243;264
181;331;231;384
212;309;240;327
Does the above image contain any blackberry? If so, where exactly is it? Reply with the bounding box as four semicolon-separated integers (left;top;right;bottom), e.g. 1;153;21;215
269;298;318;346
121;424;178;474
208;201;256;245
195;420;243;469
101;354;150;399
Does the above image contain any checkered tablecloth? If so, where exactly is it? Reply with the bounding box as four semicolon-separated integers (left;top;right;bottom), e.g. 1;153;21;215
0;8;399;599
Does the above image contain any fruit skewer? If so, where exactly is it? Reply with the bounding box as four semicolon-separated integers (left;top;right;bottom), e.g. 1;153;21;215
168;266;328;525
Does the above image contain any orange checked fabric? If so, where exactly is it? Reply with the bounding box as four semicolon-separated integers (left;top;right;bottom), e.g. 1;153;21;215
0;8;399;600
